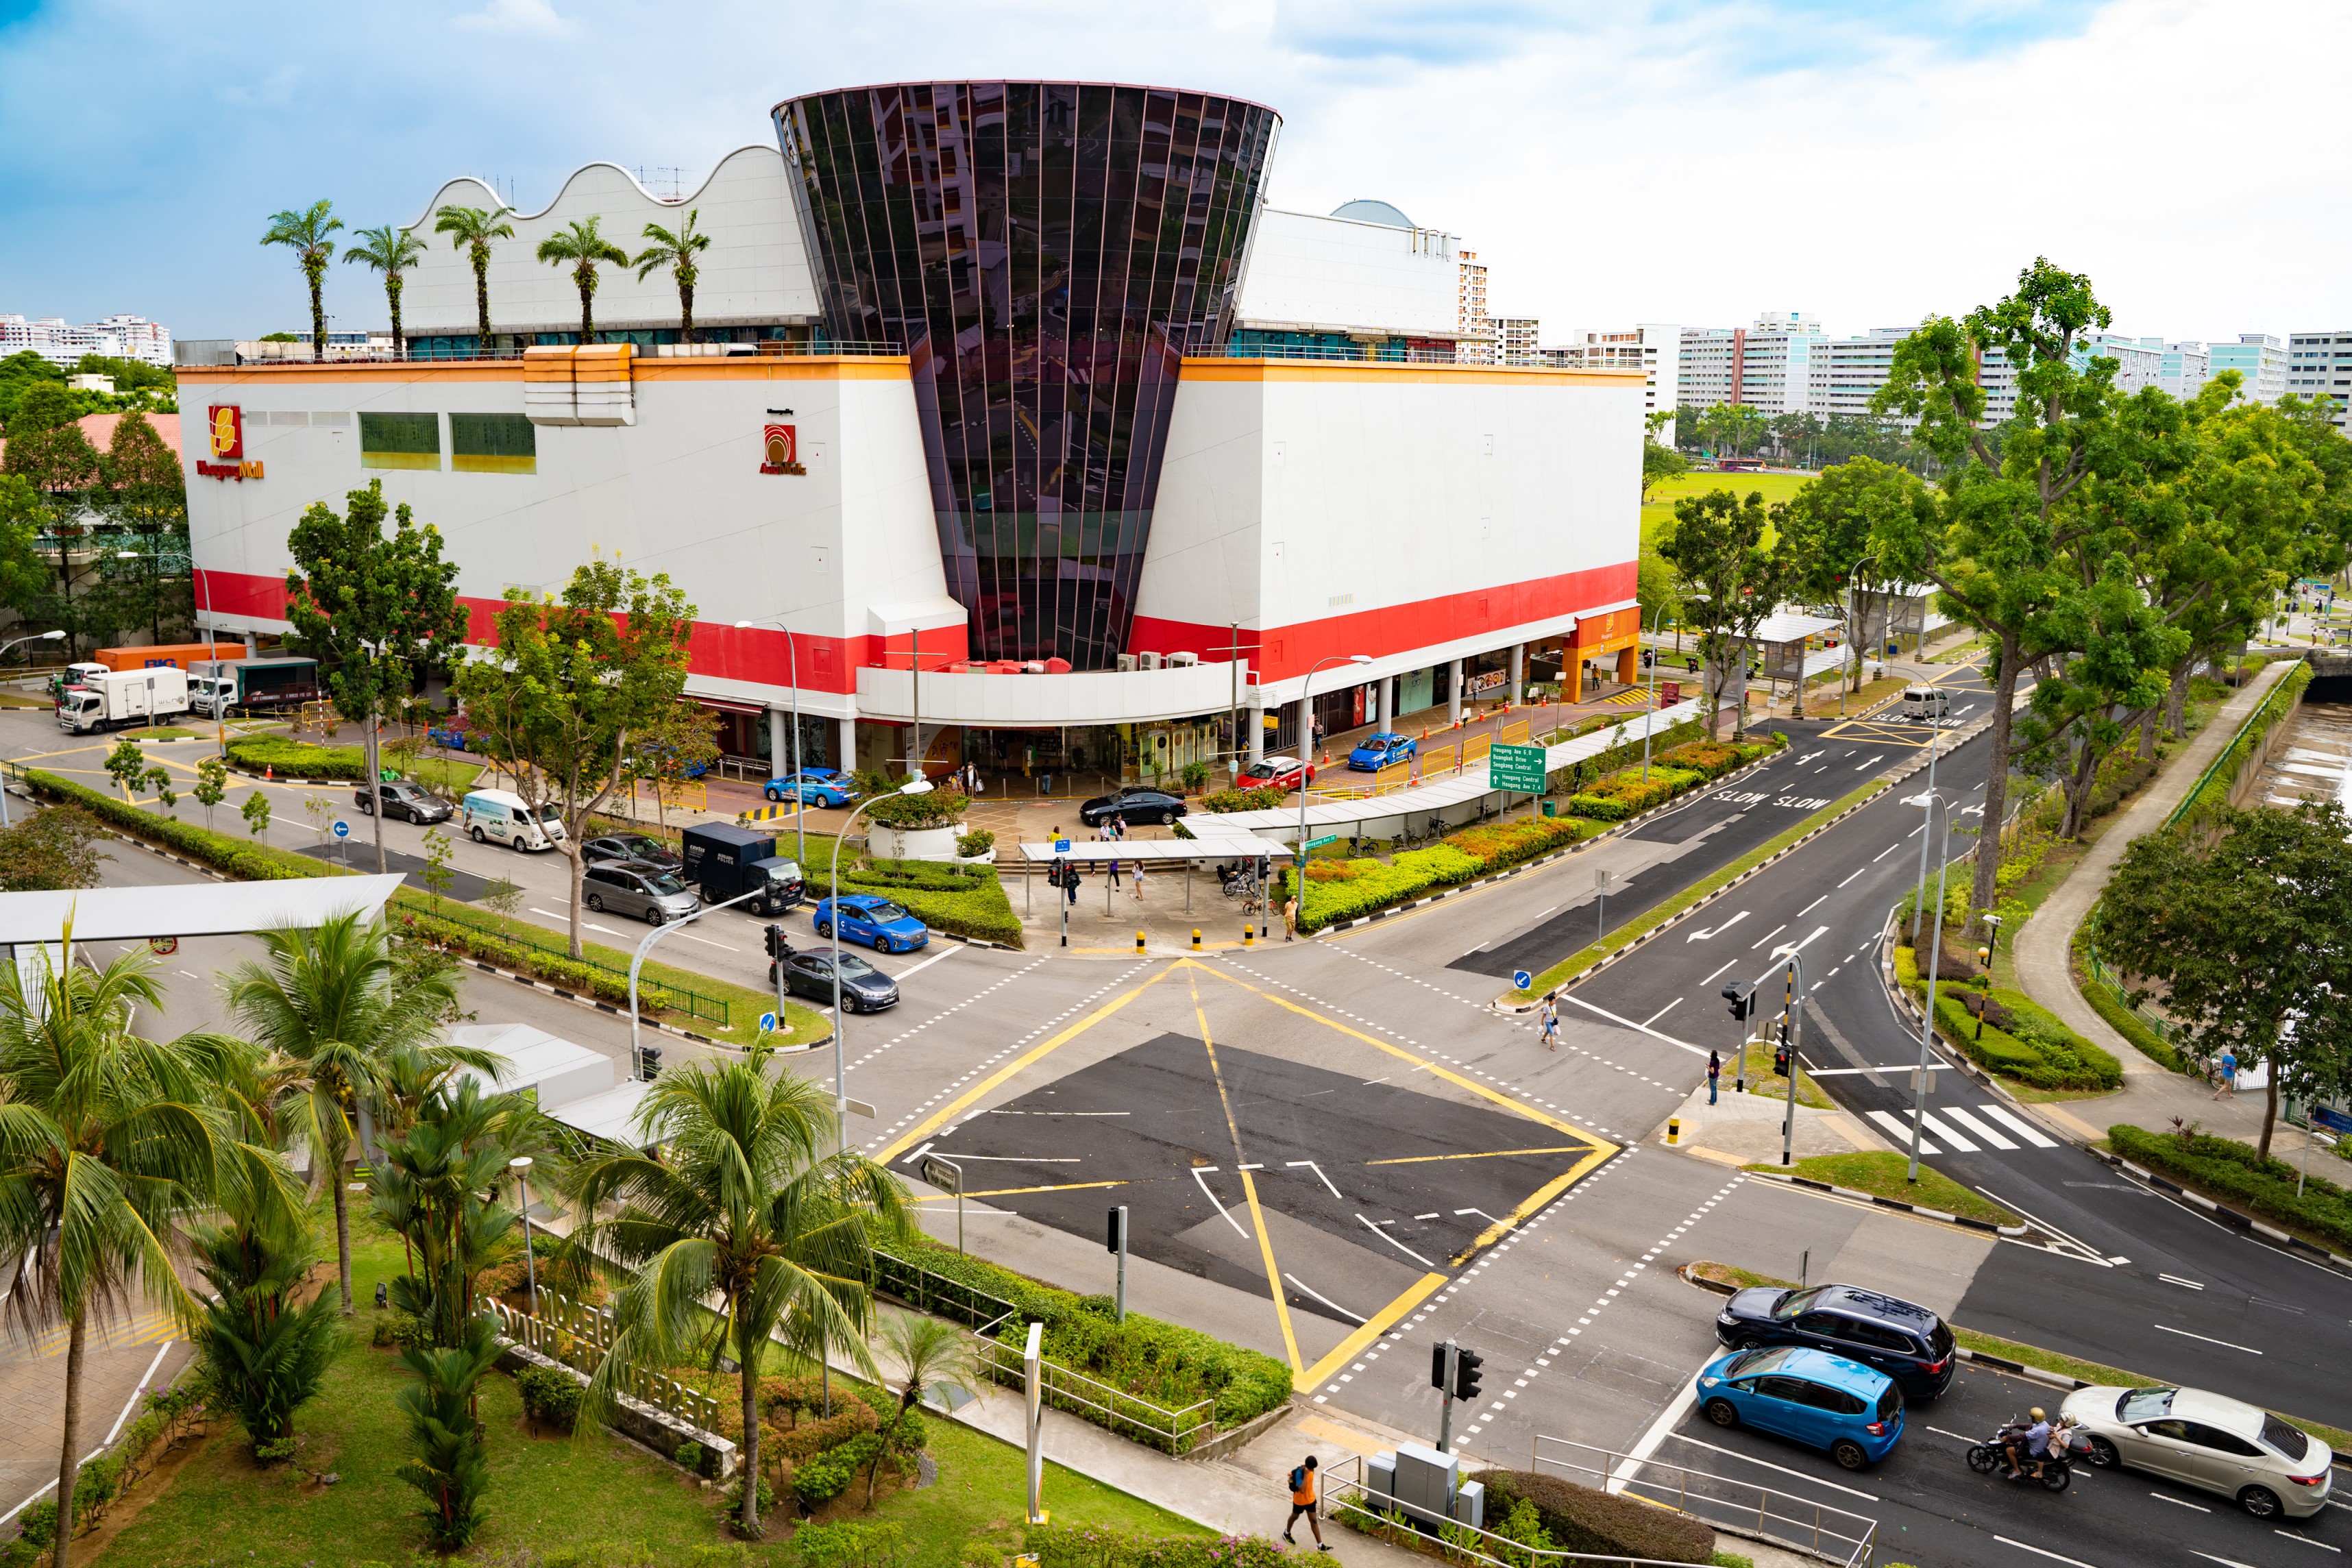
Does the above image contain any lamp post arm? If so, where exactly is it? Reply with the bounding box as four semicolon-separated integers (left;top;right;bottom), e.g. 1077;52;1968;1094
628;883;771;1076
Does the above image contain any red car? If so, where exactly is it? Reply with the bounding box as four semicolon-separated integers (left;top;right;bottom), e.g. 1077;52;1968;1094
1240;755;1315;790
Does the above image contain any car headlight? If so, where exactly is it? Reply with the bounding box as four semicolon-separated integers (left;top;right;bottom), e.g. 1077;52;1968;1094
1717;1311;1737;1324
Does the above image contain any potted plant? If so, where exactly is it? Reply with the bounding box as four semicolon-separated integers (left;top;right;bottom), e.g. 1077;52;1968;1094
863;785;971;863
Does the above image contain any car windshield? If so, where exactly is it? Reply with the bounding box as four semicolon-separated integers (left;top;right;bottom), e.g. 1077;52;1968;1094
865;901;911;924
534;803;562;822
1725;1346;1796;1378
2118;1387;2177;1423
620;836;661;854
643;872;688;896
837;954;876;977
1771;1286;1828;1321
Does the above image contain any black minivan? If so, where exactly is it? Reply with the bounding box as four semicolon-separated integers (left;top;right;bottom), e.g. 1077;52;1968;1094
1713;1284;1957;1400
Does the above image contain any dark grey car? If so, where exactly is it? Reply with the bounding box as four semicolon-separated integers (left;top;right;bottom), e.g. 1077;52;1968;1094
772;948;899;1013
354;781;452;824
581;859;701;924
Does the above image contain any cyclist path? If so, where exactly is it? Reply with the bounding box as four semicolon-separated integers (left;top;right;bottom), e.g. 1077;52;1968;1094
2007;660;2350;1175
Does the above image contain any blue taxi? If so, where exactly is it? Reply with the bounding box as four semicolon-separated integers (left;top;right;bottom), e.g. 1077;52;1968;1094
1347;732;1417;772
1695;1345;1904;1470
812;894;930;955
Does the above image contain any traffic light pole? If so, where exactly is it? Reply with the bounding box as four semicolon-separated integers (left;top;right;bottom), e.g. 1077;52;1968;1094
1436;1339;1457;1454
1725;953;1810;1167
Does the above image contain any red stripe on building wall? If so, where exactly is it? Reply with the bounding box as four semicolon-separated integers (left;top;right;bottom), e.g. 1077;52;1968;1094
1127;559;1637;682
195;569;969;697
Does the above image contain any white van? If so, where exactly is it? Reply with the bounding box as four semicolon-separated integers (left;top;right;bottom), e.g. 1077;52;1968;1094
461;789;565;851
1900;685;1950;723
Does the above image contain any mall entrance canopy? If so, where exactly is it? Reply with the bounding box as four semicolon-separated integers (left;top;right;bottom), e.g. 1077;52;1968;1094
0;873;407;948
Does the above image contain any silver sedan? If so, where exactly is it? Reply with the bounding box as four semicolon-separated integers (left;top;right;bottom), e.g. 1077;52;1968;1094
2059;1384;2332;1519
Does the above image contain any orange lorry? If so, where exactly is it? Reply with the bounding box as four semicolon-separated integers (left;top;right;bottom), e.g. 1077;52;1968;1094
90;641;247;673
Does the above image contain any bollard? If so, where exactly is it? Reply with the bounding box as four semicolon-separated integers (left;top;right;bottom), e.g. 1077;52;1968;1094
1191;927;1201;951
1243;925;1255;948
1136;929;1147;956
1667;1116;1681;1147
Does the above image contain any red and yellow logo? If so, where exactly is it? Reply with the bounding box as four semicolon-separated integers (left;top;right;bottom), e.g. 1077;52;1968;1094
759;421;805;476
207;404;243;460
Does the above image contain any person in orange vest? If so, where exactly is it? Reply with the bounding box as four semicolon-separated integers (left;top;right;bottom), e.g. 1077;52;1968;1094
1283;1454;1328;1550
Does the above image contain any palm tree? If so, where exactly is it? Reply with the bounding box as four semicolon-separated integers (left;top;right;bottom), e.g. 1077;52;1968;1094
188;1190;342;1457
875;1310;984;1416
634;209;711;343
535;217;631;345
394;1316;502;1549
224;912;487;1316
432;204;517;351
369;1077;530;1349
0;933;291;1568
260;200;344;359
563;1047;912;1537
343;224;428;359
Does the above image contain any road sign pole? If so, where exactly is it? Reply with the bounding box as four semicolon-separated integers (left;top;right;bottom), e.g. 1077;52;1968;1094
1437;1338;1457;1453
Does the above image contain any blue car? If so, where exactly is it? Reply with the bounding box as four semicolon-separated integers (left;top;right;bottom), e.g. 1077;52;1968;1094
765;768;856;807
1695;1345;1904;1471
1347;732;1417;772
813;894;929;955
427;723;470;752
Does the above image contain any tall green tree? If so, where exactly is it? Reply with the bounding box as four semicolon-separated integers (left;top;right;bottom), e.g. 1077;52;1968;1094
283;478;469;874
260;200;343;358
224;912;482;1315
343;225;428;358
1873;257;2127;919
454;563;696;959
1779;457;1933;692
188;1190;343;1457
432;204;517;349
536;217;631;344
634;209;712;343
1656;488;1790;737
2;382;103;656
561;1046;912;1537
2100;803;2352;1158
0;937;292;1568
369;1078;531;1349
95;412;191;644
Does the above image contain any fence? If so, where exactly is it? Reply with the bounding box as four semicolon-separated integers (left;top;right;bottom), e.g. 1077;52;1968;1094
413;900;730;1029
1322;1451;1746;1568
478;1289;722;1433
1532;1434;1878;1568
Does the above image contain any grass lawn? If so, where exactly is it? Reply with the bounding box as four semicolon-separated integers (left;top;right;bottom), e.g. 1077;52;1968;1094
96;1211;1203;1567
407;754;485;795
123;725;206;740
1745;1150;2018;1227
1729;1039;1833;1110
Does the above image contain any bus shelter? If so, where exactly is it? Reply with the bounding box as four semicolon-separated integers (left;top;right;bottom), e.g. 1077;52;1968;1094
1015;834;1296;917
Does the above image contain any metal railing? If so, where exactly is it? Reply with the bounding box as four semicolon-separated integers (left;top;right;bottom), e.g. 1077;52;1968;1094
1322;1451;1745;1567
478;1289;722;1433
234;338;903;364
1532;1434;1878;1568
1195;342;1538;367
402;899;730;1029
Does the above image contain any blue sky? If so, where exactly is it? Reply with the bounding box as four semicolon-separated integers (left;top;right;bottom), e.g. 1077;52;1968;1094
1;0;2338;344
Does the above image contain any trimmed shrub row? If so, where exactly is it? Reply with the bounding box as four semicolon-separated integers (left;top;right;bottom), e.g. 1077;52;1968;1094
1569;763;1705;820
2110;1123;2352;1253
806;857;1022;946
2079;970;2190;1075
1026;1524;1286;1568
392;906;674;1014
1479;1469;1716;1564
23;768;339;882
2174;658;2312;823
1898;948;2122;1091
225;734;369;780
1199;784;1292;813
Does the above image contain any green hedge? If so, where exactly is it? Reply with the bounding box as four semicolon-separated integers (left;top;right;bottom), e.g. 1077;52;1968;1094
1900;948;2121;1091
22;768;340;882
807;857;1022;946
1199;785;1290;813
1449;1469;1711;1564
1025;1524;1284;1568
880;1234;1291;1446
2080;970;2190;1074
2110;1123;2352;1253
2171;658;2311;825
225;735;368;780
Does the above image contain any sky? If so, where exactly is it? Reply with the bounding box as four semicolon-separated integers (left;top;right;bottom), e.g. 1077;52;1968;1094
1;0;2342;345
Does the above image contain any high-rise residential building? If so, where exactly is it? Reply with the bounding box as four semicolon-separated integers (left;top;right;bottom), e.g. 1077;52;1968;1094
1456;249;1493;364
2072;330;2164;393
1543;324;1679;441
2143;339;2208;402
2208;334;2287;404
1814;328;1907;421
1491;315;1540;365
1678;311;1825;416
2287;330;2352;426
0;313;174;369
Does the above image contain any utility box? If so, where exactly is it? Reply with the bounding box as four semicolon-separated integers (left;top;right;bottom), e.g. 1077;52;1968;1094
1391;1442;1458;1524
1365;1451;1396;1503
1451;1478;1484;1531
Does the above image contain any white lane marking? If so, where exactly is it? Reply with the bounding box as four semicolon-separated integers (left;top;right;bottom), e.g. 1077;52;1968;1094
1924;1425;1978;1443
1643;998;1682;1028
675;930;739;951
1836;868;1864;887
2159;1273;2205;1291
1286;1160;1346;1201
947;1153;1081;1162
1356;1212;1436;1267
1771;924;1831;961
105;1341;174;1443
1194;1168;1248;1238
2273;1530;2340;1552
900;1142;934;1166
1747;922;1789;950
1686;910;1751;944
2190;1552;2267;1568
1872;842;1902;862
1915;1110;1979;1151
1865;1108;1939;1153
1661;1432;1878;1501
1976;1102;2059;1147
889;944;962;981
1702;959;1739;985
1937;1105;2016;1150
1284;1273;1366;1323
1556;994;1711;1058
2149;1493;2209;1510
1996;1538;2106;1568
1854;754;1885;771
1608;1358;1711;1494
2153;1323;2262;1353
1797;896;1826;916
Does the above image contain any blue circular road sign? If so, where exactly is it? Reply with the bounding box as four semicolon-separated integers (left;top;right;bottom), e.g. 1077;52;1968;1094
1512;970;1532;990
332;820;350;840
759;1011;779;1034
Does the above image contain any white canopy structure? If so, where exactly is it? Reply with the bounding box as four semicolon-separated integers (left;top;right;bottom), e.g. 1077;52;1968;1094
448;1022;615;1110
547;1079;656;1146
0;873;406;948
1013;835;1295;866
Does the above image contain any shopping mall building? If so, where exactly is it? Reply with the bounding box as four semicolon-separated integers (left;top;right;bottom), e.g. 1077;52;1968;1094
180;82;1644;783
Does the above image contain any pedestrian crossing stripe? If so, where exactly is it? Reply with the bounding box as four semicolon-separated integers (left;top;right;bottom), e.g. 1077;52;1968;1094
5;1310;175;1361
1865;1103;2057;1155
1594;689;1654;708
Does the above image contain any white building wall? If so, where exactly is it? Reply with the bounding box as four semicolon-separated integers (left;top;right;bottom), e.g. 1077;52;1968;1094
2211;334;2287;404
2288;329;2352;428
1230;206;1459;339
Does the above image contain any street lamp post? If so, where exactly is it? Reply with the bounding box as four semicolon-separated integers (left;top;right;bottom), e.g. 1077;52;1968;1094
735;618;805;870
507;1155;538;1314
1906;790;1955;1184
0;629;65;827
826;778;934;1151
627;883;777;1077
1293;654;1371;910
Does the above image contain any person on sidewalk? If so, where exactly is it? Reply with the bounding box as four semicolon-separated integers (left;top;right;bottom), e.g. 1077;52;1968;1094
1539;996;1558;1051
1283;1455;1328;1552
1283;892;1299;942
1131;857;1147;902
1107;857;1122;891
1708;1049;1721;1105
2212;1048;2238;1100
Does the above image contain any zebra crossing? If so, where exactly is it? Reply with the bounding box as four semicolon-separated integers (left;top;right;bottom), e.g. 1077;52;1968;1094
1863;1100;2059;1155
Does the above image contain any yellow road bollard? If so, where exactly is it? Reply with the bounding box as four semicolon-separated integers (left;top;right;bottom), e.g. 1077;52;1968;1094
1243;925;1255;948
1192;927;1202;951
1666;1116;1682;1147
1136;929;1147;956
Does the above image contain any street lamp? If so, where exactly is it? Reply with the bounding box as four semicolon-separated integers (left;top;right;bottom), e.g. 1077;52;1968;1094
1640;601;1670;782
826;777;934;1151
1842;552;1880;720
0;630;66;828
734;618;805;869
1294;655;1371;907
507;1155;538;1314
1904;789;1955;1185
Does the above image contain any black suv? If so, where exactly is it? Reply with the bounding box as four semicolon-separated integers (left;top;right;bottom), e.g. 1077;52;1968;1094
1079;786;1187;827
1713;1283;1956;1399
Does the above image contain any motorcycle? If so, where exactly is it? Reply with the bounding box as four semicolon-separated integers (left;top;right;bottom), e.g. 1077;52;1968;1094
1966;1421;2072;1492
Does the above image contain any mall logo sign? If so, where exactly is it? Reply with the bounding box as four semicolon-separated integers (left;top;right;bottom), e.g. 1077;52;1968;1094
759;415;805;476
195;404;264;481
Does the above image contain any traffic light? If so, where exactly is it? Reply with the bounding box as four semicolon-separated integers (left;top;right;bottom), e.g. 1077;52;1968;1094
1452;1347;1484;1403
1773;1037;1792;1078
1432;1341;1451;1393
764;923;785;959
1722;982;1756;1022
1106;1205;1128;1255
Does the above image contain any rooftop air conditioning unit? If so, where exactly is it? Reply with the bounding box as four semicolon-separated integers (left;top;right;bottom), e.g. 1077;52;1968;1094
1116;654;1138;672
1136;651;1164;671
1168;650;1199;667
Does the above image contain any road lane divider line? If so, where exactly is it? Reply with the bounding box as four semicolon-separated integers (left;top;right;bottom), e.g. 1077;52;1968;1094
1366;1146;1594;1165
1283;1273;1365;1323
1659;1431;1879;1502
911;1180;1127;1202
1296;1270;1448;1394
1191;971;1303;1375
2153;1323;2262;1353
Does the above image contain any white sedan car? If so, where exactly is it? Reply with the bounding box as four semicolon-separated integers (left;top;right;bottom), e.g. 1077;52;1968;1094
2059;1384;2332;1519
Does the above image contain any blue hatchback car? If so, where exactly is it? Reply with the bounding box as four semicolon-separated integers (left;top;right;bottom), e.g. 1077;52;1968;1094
1696;1346;1904;1470
813;894;929;955
1347;732;1417;772
765;768;857;807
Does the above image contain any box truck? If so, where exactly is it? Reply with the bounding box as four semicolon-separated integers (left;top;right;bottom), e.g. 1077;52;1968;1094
57;667;191;734
679;822;804;916
188;656;321;717
91;641;247;674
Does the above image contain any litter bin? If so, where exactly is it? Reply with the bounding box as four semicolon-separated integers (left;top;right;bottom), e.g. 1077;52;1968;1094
1541;800;1557;818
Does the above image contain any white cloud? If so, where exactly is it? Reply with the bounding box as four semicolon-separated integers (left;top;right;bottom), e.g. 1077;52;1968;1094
453;0;572;36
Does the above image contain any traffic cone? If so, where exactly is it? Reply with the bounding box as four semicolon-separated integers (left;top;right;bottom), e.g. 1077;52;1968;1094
265;764;273;780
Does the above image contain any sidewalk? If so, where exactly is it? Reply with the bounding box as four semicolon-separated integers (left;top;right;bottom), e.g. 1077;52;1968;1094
2008;661;2352;1179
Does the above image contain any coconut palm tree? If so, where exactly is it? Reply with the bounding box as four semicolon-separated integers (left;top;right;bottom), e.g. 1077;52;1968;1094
432;204;517;350
536;217;631;345
633;209;712;343
0;933;293;1568
343;224;428;359
224;911;489;1316
260;200;343;359
563;1047;912;1537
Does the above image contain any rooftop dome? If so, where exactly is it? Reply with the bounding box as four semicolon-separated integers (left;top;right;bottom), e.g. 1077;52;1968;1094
1330;199;1414;228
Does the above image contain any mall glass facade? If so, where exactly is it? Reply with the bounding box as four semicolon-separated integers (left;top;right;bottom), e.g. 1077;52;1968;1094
776;82;1279;669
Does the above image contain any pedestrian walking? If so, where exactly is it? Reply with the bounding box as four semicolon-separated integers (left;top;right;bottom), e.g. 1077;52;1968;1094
1064;863;1079;907
1539;996;1559;1051
1708;1049;1721;1105
1282;1455;1328;1552
1107;857;1123;890
1283;892;1299;942
1131;857;1147;902
2212;1048;2238;1100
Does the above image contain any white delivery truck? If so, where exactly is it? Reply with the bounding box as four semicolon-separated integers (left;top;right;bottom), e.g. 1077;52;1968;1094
56;667;191;734
461;788;565;851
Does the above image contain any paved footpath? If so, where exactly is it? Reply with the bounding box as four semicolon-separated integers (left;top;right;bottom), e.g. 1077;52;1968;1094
0;1309;195;1525
2009;659;2352;1179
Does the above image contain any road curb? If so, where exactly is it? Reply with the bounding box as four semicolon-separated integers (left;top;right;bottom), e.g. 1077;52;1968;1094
1737;1168;2031;1237
2100;1152;2352;1275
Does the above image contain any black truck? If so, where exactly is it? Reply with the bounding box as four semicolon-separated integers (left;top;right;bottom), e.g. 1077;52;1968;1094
678;822;805;916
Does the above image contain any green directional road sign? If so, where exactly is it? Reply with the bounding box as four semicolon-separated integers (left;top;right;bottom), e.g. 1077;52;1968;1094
1489;744;1547;792
1304;833;1341;850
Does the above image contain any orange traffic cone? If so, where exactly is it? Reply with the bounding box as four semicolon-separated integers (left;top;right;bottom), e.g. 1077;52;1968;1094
265;764;273;780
